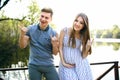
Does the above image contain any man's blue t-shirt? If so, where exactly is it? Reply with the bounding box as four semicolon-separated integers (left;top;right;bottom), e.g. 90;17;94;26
26;23;57;66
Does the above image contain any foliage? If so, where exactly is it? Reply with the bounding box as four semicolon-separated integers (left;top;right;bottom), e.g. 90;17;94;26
0;20;29;68
27;0;40;24
91;25;120;50
0;0;41;68
112;25;120;38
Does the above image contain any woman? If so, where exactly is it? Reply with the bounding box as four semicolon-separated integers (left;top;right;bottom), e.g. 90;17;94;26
58;13;93;80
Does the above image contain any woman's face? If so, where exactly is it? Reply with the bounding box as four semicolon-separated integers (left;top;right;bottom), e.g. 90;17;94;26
73;16;84;32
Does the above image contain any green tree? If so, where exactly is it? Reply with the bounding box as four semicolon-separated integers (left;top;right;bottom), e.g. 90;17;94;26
112;25;120;38
0;0;41;68
101;30;113;38
96;30;103;38
111;25;120;50
27;0;40;24
94;25;120;50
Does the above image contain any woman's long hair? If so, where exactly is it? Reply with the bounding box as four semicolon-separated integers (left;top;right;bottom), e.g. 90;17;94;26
68;13;92;57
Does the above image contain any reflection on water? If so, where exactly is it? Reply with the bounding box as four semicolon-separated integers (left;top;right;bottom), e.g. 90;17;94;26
88;45;120;63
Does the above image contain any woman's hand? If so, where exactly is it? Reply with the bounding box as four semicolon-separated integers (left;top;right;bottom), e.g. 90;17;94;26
86;39;94;51
83;39;94;58
62;62;75;68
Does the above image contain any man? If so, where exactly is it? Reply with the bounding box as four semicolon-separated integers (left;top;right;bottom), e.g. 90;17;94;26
19;7;59;80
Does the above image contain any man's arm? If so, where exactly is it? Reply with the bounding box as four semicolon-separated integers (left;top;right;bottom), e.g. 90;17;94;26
51;33;59;55
19;26;29;49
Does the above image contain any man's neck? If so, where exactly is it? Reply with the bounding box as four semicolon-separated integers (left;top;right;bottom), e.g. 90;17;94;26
39;24;49;31
40;26;47;30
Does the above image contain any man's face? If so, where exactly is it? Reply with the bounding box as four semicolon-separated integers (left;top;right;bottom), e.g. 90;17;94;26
39;12;52;28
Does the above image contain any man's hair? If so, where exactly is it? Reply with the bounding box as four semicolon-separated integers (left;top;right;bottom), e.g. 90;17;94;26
41;7;53;17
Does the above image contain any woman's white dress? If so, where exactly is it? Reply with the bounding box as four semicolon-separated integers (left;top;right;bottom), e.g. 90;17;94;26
58;28;93;80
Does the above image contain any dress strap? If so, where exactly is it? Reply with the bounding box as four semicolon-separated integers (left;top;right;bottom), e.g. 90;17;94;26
63;27;68;35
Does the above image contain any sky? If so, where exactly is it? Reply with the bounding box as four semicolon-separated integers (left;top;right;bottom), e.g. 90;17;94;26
36;0;120;30
2;0;120;32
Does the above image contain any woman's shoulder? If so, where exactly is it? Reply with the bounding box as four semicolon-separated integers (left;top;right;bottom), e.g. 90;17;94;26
60;27;72;36
68;27;72;32
61;27;71;32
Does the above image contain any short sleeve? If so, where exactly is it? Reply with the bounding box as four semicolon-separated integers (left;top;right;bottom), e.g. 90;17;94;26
26;25;32;37
63;27;68;35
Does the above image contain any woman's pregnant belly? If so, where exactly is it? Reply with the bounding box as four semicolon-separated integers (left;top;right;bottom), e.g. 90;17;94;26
63;47;81;64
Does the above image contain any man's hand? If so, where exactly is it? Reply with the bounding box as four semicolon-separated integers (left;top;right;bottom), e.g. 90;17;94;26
51;36;59;47
18;23;29;48
18;24;28;35
51;36;59;55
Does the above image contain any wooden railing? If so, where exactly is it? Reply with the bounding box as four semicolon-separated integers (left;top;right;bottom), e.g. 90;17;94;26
0;61;119;80
90;61;119;80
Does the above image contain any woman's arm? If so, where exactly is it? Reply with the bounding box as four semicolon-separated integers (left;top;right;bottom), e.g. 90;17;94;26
59;29;65;64
82;39;94;58
59;29;75;68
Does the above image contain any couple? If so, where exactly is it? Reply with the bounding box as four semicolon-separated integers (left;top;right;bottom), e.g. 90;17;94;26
19;7;93;80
